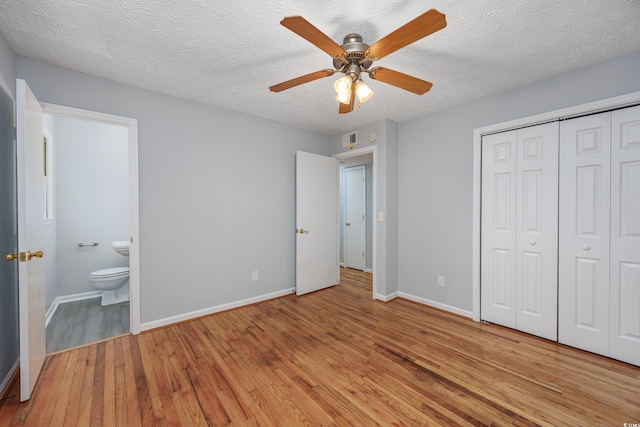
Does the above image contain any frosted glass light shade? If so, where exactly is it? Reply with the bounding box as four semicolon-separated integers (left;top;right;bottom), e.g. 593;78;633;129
335;92;351;104
355;80;374;104
334;75;352;103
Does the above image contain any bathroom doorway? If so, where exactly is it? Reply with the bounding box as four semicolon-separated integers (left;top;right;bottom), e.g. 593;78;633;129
41;104;139;353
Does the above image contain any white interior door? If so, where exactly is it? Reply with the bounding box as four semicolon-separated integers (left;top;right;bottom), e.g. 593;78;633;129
16;79;46;401
610;105;640;366
558;112;611;356
515;122;558;341
481;130;518;328
296;151;339;296
344;166;365;271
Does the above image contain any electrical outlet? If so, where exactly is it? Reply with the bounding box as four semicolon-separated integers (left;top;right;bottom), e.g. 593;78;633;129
252;271;259;282
437;275;445;287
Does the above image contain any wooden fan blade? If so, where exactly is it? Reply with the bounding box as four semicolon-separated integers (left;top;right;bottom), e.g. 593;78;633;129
369;67;433;95
269;69;335;92
338;83;356;114
367;9;446;60
281;16;345;58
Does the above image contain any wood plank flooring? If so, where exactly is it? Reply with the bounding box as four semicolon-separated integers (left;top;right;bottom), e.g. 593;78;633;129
46;297;130;353
2;268;639;426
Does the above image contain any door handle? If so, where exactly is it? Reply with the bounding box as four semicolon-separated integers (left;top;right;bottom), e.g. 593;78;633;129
529;241;536;246
298;228;309;234
27;250;44;260
5;252;25;262
345;222;351;226
583;246;591;251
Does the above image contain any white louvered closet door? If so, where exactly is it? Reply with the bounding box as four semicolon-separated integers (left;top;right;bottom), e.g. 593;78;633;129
610;105;640;366
481;130;518;329
558;112;611;356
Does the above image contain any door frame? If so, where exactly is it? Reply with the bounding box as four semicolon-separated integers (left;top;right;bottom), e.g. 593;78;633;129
41;102;141;334
334;146;377;299
472;90;640;322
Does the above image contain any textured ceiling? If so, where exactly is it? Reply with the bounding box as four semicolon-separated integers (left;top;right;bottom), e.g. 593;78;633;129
1;0;639;136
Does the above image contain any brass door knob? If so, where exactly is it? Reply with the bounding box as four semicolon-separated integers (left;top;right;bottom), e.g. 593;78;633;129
298;228;310;234
5;253;19;262
345;222;351;226
27;250;44;260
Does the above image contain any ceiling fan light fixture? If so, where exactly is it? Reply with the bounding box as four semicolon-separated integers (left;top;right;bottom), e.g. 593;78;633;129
355;79;374;105
335;93;350;104
334;75;352;102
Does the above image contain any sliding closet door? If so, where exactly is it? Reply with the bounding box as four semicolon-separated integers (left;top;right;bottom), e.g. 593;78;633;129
558;112;611;356
481;131;517;328
610;105;640;366
514;123;559;340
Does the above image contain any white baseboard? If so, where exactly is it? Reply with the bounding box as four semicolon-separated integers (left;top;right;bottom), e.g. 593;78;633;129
339;262;345;268
45;290;103;327
375;291;399;302
398;292;473;319
0;358;19;399
140;288;296;332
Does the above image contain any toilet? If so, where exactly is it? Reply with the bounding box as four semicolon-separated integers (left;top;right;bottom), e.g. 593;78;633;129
90;240;130;306
90;267;130;306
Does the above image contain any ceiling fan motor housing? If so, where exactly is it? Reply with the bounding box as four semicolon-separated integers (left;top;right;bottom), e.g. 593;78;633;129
333;33;372;72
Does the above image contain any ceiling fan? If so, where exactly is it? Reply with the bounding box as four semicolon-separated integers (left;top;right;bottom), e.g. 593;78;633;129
269;9;447;114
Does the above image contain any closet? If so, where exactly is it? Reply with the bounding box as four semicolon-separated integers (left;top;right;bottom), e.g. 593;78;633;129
481;105;640;366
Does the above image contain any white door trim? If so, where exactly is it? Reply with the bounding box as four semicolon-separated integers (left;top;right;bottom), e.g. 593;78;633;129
334;145;377;299
472;90;640;321
40;102;141;335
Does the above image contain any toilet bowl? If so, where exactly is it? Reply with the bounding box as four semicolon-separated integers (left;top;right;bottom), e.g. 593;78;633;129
90;266;130;306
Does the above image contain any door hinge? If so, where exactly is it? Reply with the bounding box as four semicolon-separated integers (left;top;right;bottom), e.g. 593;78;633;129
362;252;365;257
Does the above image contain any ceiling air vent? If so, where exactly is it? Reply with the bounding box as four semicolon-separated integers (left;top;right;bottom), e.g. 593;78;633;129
342;131;357;149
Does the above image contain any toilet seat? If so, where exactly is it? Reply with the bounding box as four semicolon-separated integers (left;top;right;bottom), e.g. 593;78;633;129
90;266;129;280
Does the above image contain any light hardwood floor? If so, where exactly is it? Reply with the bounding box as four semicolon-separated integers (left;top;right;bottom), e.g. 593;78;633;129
1;268;639;426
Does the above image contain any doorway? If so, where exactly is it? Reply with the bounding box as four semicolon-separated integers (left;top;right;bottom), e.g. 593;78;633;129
335;146;376;298
41;103;140;351
342;165;367;271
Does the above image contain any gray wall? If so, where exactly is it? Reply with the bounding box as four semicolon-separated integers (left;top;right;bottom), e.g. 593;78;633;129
398;49;640;312
54;116;129;296
17;58;333;325
0;31;18;393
